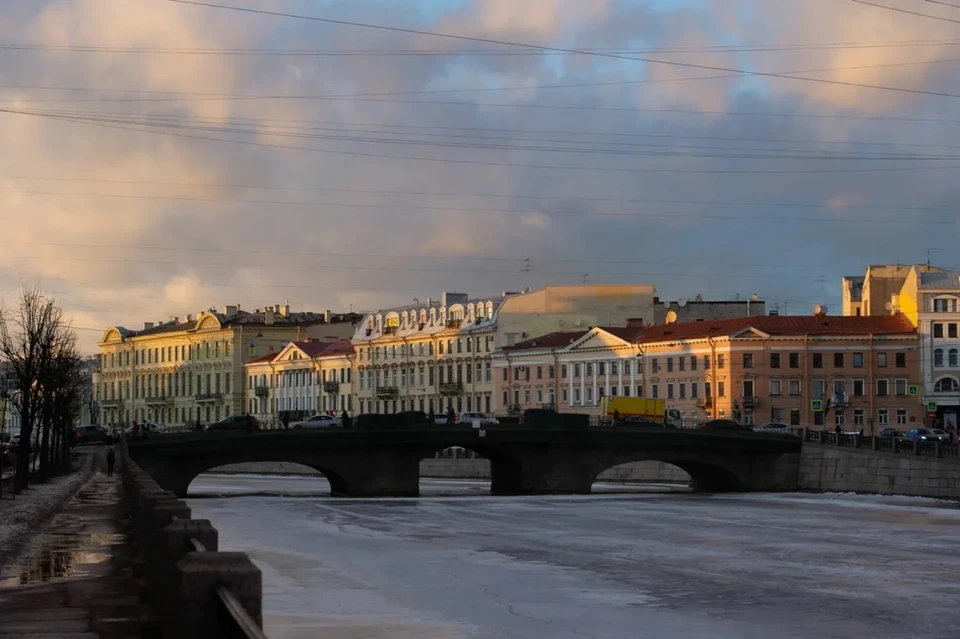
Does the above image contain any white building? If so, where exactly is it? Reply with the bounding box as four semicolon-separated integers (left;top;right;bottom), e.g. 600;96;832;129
915;270;960;430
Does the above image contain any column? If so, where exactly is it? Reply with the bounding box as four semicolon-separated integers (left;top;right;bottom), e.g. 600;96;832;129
579;364;585;407
605;361;610;397
592;361;598;406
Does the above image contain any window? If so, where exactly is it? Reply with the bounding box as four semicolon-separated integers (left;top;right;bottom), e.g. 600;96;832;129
718;381;725;397
502;390;509;407
813;353;823;368
678;358;685;372
877;379;889;396
770;380;782;396
813;379;826;398
524;389;531;405
853;408;864;425
895;409;907;425
651;383;659;399
561;365;568;378
878;352;887;368
574;364;581;377
833;353;844;368
514;368;520;381
853;379;865;396
598;362;605;376
536;389;543;404
789;380;801;396
743;380;754;398
853;353;863;368
705;382;711;399
743;353;753;368
934;298;957;312
935;377;960;392
717;354;725;369
503;369;509;381
835;410;844;428
951;324;959;339
624;362;631;374
895;352;906;368
561;388;568;403
704;355;711;369
574;388;581;405
895;379;908;396
789;353;800;369
667;383;674;399
790;409;801;426
690;356;697;372
770;353;781;369
935;349;945;367
667;358;674;372
691;382;698;398
833;379;846;398
652;359;659;373
934;323;944;338
586;364;593;377
951;349;959;368
678;384;686;399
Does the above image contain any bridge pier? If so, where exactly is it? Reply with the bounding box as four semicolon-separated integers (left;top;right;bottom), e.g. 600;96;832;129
490;450;594;496
334;452;420;497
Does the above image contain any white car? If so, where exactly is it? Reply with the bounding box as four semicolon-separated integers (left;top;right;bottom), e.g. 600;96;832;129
126;420;165;435
455;412;499;427
292;415;341;429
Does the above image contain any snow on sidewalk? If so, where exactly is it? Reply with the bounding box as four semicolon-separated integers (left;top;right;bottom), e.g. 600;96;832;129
0;453;96;571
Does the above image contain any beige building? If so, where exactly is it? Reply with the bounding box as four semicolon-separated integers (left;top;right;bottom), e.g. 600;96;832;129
350;285;656;416
243;341;355;429
96;304;360;428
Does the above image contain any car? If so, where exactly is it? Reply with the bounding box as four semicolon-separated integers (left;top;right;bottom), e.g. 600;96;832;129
520;408;558;425
126;420;165;436
74;425;110;445
876;427;901;440
454;412;499;427
903;427;939;443
206;415;261;432
395;410;431;427
292;414;341;429
929;429;953;444
700;419;753;432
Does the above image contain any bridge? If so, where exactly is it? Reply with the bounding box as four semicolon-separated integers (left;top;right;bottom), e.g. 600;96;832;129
126;427;802;497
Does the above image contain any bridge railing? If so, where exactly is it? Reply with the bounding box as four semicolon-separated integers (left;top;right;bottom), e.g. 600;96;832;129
118;440;267;638
795;427;959;461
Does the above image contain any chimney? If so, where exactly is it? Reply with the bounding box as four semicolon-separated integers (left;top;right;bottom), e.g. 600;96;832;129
186;314;194;322
280;302;290;317
144;322;154;330
223;305;238;318
264;309;275;325
324;309;331;323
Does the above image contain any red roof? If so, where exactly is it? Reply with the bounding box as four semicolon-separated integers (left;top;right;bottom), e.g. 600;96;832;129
292;340;355;358
503;331;589;351
637;314;915;344
599;326;647;342
245;353;278;365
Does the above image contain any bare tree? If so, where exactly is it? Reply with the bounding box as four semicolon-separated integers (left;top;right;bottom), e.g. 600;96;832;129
0;285;78;491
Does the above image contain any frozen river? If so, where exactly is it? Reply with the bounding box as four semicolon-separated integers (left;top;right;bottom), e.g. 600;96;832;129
189;474;960;639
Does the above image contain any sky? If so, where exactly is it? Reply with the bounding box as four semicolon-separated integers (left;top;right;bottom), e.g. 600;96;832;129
2;0;960;353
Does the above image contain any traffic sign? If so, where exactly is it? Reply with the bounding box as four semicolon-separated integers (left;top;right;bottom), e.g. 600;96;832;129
811;399;824;412
927;401;938;412
908;384;919;397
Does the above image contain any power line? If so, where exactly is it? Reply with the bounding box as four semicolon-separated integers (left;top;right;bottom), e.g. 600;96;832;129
8;107;960;175
2;188;958;224
169;0;960;102
924;0;960;10
848;0;960;24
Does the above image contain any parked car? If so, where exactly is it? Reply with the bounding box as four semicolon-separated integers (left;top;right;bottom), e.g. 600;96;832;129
875;427;901;440
292;414;341;429
929;429;953;444
700;419;752;432
520;408;558;425
903;427;940;443
395;410;431;427
206;415;261;432
126;420;165;436
74;425;110;445
454;412;499;427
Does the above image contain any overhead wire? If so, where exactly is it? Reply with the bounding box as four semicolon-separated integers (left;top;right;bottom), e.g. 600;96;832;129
848;0;960;24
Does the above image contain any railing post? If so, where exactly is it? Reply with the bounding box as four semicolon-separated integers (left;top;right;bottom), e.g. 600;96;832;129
892;438;898;454
914;440;920;456
156;519;219;620
872;436;878;451
936;443;942;458
170;552;263;639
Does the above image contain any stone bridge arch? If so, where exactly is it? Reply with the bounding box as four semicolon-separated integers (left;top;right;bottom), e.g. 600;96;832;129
588;452;748;492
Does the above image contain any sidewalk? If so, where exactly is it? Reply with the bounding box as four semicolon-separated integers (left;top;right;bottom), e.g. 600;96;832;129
0;470;149;638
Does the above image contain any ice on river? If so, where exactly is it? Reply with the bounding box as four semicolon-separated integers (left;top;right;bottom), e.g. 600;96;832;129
189;474;960;639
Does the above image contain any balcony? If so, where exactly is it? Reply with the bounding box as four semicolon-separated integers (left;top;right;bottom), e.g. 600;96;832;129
741;396;759;408
445;318;461;328
254;386;269;398
195;393;223;402
696;397;713;409
439;381;463;396
323;381;340;393
376;386;399;399
382;325;397;335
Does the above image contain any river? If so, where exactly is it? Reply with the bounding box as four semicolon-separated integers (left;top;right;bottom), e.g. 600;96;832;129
188;474;960;639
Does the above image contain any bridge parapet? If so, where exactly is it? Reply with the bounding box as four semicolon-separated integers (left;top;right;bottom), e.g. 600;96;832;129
118;442;267;638
797;428;960;461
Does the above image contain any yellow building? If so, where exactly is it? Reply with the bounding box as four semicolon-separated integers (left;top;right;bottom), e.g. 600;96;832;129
350;285;656;416
95;304;360;428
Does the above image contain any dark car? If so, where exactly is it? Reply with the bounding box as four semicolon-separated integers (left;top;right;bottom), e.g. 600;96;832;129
700;419;752;432
520;408;558;425
876;427;901;440
206;415;261;432
74;425;110;445
395;411;431;427
904;427;939;443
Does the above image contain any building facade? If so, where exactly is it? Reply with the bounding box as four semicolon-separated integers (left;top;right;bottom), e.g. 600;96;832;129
95;304;360;428
350;285;656;416
243;341;355;428
493;314;920;431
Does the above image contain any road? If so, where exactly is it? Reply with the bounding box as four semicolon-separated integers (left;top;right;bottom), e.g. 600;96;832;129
189;474;960;639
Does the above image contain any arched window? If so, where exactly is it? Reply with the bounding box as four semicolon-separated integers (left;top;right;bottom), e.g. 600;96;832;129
420;309;427;325
467;303;475;319
486;301;494;318
934;377;960;392
935;348;944;367
430;308;437;325
951;349;959;367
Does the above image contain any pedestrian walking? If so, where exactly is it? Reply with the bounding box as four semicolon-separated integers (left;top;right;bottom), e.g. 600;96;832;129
282;411;290;430
341;409;350;429
106;447;115;477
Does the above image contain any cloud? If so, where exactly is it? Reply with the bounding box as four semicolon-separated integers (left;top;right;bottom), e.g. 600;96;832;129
1;0;958;352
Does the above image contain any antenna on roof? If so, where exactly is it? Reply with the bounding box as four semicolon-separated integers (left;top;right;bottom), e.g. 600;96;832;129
926;248;941;269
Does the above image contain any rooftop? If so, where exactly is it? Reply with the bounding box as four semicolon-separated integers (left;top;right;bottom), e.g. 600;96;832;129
918;271;960;290
503;331;590;351
637;314;916;343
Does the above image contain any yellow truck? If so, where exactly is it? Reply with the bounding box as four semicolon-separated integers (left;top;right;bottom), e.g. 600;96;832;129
598;396;683;427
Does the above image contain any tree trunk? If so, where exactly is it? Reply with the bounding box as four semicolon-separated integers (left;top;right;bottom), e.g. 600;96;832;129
14;400;32;492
